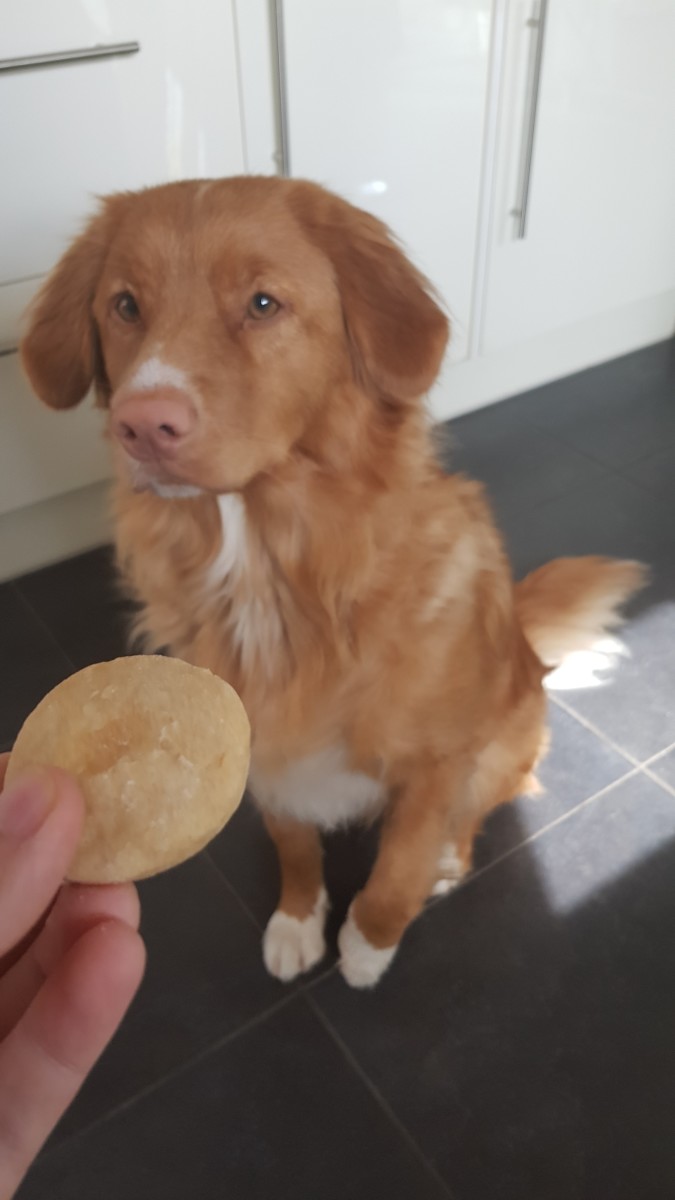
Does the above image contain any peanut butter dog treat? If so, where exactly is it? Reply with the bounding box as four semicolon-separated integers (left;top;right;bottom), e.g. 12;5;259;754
6;655;250;884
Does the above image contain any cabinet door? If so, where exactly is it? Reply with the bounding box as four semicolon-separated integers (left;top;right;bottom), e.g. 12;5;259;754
481;0;675;354
1;0;244;294
279;0;492;367
0;355;109;518
0;0;244;517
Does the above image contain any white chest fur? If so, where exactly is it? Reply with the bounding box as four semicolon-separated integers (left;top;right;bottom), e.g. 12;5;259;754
207;494;249;585
205;494;282;671
249;744;387;832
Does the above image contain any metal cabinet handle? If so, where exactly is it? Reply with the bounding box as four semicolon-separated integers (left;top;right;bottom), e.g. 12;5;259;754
510;0;548;239
271;1;290;176
0;41;140;75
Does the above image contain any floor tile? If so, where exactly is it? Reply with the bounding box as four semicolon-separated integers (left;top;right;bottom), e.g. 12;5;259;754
19;1000;449;1200
441;401;608;520
48;853;286;1145
14;546;134;669
0;582;73;750
207;793;280;929
622;443;675;505
472;700;633;870
505;340;675;469
498;469;675;582
313;772;675;1200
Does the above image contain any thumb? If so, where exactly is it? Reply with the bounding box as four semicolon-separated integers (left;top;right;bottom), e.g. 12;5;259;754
0;768;84;957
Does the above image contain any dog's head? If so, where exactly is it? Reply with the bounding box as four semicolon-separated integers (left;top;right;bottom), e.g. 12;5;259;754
21;177;449;496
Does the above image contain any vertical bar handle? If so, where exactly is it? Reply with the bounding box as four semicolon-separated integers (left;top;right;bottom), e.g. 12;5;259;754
271;0;291;176
510;0;548;239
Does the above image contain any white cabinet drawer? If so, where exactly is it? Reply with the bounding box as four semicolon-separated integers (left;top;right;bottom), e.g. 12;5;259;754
1;0;244;292
0;352;109;517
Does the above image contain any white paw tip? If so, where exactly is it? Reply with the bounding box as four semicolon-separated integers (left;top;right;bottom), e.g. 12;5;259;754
433;842;467;896
338;908;397;989
431;876;459;897
263;888;328;982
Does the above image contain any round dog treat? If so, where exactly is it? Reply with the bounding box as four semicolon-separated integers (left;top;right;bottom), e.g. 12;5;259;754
6;656;250;884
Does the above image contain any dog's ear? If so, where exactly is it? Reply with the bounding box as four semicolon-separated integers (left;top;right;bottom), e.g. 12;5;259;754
21;199;120;409
289;182;449;403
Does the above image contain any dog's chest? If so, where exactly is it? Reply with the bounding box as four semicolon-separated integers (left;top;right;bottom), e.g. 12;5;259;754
205;498;386;829
249;744;387;831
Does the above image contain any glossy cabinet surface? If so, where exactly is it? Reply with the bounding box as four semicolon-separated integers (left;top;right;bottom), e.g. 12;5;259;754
481;0;675;352
0;354;109;516
1;0;245;517
1;0;244;296
279;0;493;366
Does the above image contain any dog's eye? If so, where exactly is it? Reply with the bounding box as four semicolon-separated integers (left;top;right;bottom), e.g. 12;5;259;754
247;292;280;320
113;292;141;323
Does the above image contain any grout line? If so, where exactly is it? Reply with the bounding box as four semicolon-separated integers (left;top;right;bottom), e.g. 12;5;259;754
203;851;345;989
640;734;675;797
38;990;302;1163
203;850;342;991
640;740;675;770
10;581;78;674
549;694;641;767
307;995;459;1200
642;765;675;799
203;848;267;935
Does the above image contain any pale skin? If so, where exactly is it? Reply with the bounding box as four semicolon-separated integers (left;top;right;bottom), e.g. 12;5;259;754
0;754;146;1200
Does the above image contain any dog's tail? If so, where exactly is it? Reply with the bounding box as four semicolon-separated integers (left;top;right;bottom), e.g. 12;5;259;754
516;556;647;669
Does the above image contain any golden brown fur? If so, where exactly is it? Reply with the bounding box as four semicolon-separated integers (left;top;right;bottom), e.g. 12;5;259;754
21;177;644;985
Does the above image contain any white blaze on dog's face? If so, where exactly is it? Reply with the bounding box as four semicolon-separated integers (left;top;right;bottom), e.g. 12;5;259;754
20;177;449;496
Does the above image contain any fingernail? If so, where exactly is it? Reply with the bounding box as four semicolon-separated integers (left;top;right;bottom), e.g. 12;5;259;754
0;768;57;841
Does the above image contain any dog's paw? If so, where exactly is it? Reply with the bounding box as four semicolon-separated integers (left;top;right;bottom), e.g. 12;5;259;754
263;888;328;982
338;906;398;989
431;841;468;897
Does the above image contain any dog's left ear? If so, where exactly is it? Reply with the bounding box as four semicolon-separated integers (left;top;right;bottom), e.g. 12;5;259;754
289;181;449;403
21;196;122;410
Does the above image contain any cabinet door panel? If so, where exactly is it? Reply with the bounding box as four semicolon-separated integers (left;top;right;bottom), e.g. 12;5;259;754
280;0;492;365
1;0;244;290
0;356;108;517
0;0;244;513
482;0;675;353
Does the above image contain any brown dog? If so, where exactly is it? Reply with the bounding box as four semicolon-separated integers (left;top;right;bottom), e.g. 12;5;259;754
21;177;643;987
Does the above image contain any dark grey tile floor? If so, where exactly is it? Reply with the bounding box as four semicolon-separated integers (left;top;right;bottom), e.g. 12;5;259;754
6;339;675;1200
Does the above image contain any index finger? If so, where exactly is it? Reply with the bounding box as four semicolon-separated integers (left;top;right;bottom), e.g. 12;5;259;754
0;752;9;790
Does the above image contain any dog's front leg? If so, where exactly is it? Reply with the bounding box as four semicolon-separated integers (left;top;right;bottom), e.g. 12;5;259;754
261;814;328;982
338;766;456;988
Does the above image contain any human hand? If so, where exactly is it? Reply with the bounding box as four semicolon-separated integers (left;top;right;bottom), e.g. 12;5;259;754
0;754;146;1199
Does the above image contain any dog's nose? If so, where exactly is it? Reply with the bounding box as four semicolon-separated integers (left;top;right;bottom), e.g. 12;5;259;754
112;394;196;462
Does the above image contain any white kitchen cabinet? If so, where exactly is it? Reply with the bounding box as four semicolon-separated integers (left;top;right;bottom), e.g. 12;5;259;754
1;0;245;341
480;0;675;354
3;0;674;579
274;0;675;418
278;0;493;367
0;354;108;517
0;0;246;576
